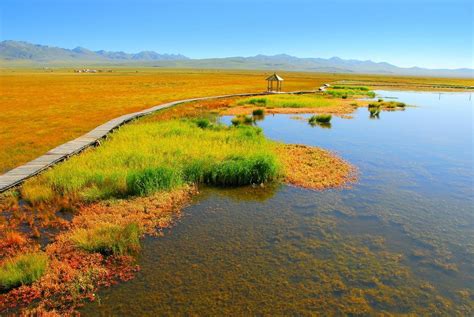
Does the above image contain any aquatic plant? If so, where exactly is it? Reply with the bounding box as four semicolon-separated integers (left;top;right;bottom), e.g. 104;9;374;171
309;114;332;124
0;252;48;291
369;108;381;119
70;222;141;255
252;108;265;116
368;103;381;109
230;115;254;126
368;101;407;110
231;117;241;126
243;115;254;124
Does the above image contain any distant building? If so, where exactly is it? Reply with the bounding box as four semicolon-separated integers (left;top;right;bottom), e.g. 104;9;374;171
266;73;284;92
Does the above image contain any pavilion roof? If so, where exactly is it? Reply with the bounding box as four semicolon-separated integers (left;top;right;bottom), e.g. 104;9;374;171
266;73;284;81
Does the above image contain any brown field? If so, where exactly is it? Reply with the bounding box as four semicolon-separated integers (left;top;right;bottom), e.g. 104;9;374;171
1;68;472;173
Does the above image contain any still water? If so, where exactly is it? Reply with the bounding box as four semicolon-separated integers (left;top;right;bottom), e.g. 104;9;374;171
82;91;473;315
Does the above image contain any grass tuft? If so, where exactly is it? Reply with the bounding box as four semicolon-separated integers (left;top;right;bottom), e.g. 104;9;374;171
70;223;141;256
127;167;182;196
252;108;265;116
309;114;332;124
194;118;212;129
0;252;48;291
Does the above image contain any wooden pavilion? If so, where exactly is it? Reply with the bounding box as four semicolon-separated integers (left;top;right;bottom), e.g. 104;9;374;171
266;73;284;92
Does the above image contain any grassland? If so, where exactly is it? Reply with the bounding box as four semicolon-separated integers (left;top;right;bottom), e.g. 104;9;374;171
0;68;335;173
1;68;473;173
1;69;473;314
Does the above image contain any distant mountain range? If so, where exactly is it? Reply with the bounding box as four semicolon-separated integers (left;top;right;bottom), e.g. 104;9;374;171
0;40;188;62
1;40;472;78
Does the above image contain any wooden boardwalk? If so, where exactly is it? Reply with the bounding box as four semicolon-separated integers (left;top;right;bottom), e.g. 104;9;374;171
0;91;315;193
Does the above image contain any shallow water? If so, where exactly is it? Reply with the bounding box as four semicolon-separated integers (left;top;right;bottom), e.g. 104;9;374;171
81;91;473;315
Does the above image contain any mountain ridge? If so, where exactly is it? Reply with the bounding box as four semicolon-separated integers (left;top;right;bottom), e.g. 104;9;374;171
1;40;472;78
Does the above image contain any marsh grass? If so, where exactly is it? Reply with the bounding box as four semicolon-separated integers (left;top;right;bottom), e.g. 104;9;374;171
70;223;141;255
252;108;265;116
231;115;254;126
0;252;48;291
309;114;332;124
127;167;182;196
22;119;280;202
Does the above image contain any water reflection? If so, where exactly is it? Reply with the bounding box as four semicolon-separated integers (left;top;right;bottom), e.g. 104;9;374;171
309;121;332;129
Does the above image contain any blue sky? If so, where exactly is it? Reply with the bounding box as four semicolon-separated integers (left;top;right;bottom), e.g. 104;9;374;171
1;0;472;69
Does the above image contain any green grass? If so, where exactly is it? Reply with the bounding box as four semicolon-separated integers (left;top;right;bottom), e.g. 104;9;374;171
0;252;48;291
194;118;212;129
70;223;141;255
240;97;267;106
326;85;375;98
309;114;332;124
184;154;278;186
22;119;280;202
252;108;265;116
127;167;182;196
237;94;337;109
